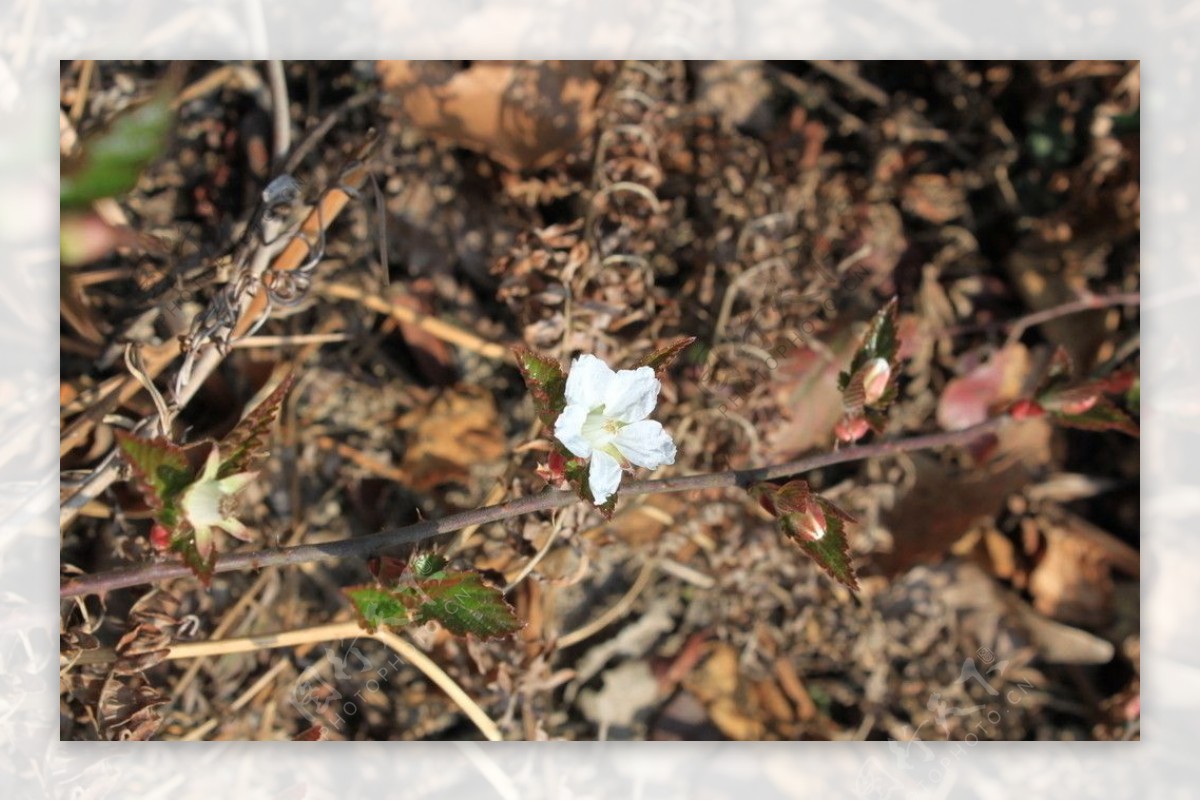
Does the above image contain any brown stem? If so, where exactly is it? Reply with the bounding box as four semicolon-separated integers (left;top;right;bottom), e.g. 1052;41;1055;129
1004;291;1140;345
945;291;1140;340
59;416;1008;599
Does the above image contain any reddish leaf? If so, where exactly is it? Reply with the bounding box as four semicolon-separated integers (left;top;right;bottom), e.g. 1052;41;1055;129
115;431;198;527
172;530;217;586
513;348;567;429
637;336;698;380
219;372;295;476
750;481;859;591
1049;397;1139;437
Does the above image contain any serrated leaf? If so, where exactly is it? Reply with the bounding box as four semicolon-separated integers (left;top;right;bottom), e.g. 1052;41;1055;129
219;372;295;476
172;529;217;586
61;86;175;208
115;431;195;518
637;336;698;380
839;300;901;435
1049;397;1139;437
513;348;567;429
841;298;900;388
344;586;413;634
416;572;522;639
563;455;617;519
750;481;859;591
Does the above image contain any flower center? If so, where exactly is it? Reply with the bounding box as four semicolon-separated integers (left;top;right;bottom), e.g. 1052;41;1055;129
580;404;623;447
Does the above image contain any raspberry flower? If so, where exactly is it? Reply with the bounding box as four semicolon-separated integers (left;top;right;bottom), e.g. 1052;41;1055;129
180;446;258;559
553;354;677;506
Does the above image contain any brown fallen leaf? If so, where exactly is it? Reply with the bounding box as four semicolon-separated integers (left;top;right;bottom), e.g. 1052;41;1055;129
878;417;1051;576
1027;506;1137;629
396;386;507;491
377;61;602;171
683;643;766;740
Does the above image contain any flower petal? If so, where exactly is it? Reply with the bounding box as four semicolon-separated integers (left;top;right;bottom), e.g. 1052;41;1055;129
613;420;677;469
564;354;614;408
193;525;214;559
221;517;252;542
217;471;258;494
587;449;623;506
554;403;593;458
200;445;221;481
603;366;660;423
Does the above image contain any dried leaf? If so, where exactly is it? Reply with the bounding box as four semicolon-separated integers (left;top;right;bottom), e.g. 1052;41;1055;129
377;61;601;171
397;386;507;490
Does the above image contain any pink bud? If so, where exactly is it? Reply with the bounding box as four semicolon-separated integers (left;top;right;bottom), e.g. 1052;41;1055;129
793;504;827;542
1059;395;1099;415
536;450;569;485
150;523;171;552
861;358;892;405
1009;399;1044;420
835;416;871;443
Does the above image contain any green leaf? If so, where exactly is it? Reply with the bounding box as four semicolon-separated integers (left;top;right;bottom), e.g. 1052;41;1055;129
838;299;901;434
513;348;567;429
637;336;698;380
61;87;175;208
410;552;449;579
219;372;295;476
416;572;522;639
750;481;859;591
839;298;900;389
563;455;617;519
344;586;413;634
115;431;196;522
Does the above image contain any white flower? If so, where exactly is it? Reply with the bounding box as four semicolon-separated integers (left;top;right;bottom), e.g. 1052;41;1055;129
553;354;677;506
180;446;257;558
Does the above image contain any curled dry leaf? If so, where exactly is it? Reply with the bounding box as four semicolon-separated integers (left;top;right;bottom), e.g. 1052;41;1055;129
377;61;602;171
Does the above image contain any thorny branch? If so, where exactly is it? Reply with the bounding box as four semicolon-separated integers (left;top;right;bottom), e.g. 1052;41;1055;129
60;415;1008;599
59;135;379;530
